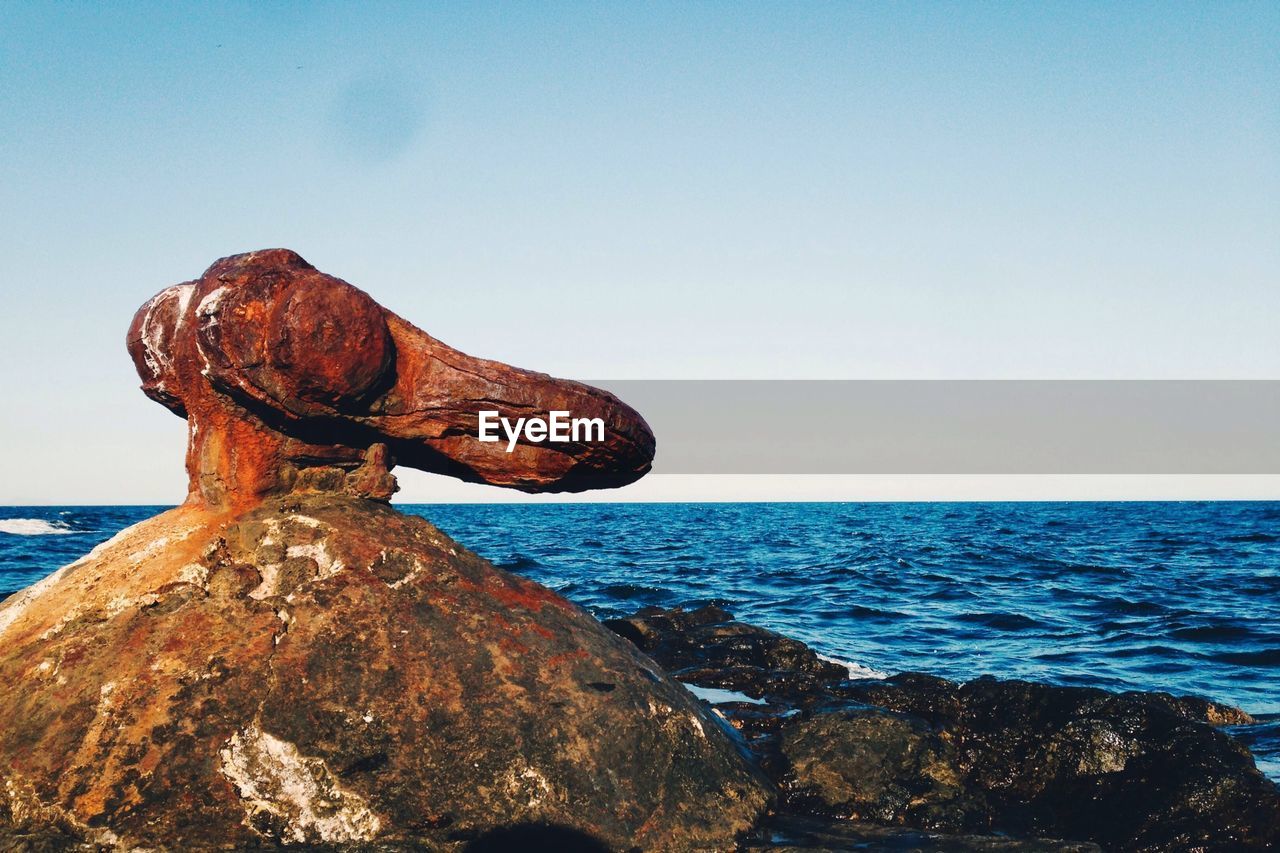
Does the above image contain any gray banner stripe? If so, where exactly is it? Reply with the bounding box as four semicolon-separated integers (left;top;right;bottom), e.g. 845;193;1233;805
589;381;1280;474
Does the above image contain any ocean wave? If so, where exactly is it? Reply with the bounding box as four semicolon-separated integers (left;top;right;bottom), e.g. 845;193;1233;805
952;611;1043;631
817;653;889;680
0;519;77;536
845;604;908;621
1211;648;1280;667
680;682;768;705
599;583;672;602
496;555;540;570
1225;532;1277;544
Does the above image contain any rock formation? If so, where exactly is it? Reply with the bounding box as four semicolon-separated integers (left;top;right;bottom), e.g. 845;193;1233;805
5;249;1277;851
125;248;656;508
608;606;1280;852
0;252;769;851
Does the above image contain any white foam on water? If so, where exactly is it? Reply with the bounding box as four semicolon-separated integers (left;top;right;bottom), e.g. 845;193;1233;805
0;519;77;536
680;682;768;706
817;653;889;680
1254;755;1280;783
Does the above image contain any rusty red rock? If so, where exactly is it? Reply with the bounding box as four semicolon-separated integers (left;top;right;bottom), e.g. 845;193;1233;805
127;249;656;509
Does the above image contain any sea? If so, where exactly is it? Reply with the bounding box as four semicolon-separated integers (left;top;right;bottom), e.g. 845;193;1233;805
2;501;1277;782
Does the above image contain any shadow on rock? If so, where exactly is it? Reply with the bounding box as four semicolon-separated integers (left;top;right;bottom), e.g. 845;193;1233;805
463;822;614;853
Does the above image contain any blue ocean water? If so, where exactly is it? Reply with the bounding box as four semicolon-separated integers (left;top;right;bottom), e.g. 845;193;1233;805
2;501;1277;780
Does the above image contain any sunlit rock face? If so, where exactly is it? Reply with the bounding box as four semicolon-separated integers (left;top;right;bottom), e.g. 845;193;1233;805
125;249;655;510
0;496;770;849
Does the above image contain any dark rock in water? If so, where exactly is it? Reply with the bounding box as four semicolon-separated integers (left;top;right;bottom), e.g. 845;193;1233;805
838;674;1280;851
778;708;988;833
605;605;848;697
0;500;770;850
1117;688;1255;726
611;605;1280;852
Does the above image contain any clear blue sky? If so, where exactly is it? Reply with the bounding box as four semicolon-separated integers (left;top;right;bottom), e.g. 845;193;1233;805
1;2;1276;502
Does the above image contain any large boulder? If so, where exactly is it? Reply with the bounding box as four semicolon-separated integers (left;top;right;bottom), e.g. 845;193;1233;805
0;498;771;849
837;674;1280;851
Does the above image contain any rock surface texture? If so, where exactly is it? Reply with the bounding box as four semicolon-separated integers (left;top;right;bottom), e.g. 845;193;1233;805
125;249;655;508
608;606;1280;852
0;501;770;850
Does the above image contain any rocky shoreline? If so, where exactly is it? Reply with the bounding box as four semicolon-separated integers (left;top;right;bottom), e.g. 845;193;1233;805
3;510;1278;852
607;605;1280;852
3;251;1276;851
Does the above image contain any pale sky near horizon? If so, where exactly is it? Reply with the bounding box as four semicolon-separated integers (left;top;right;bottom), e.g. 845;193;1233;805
1;2;1277;504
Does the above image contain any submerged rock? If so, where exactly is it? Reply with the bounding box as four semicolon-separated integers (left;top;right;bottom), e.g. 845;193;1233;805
0;499;770;849
611;605;1280;852
605;605;848;705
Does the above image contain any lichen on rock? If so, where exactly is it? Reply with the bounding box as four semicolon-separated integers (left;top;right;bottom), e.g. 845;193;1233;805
218;723;383;844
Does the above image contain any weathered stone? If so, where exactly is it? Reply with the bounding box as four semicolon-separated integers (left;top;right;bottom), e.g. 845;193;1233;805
0;499;771;850
2;253;764;850
610;605;1280;852
836;674;1280;850
778;709;988;833
605;605;848;702
126;249;656;509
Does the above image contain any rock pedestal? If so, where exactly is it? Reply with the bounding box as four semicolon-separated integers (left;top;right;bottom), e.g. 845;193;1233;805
0;498;770;849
